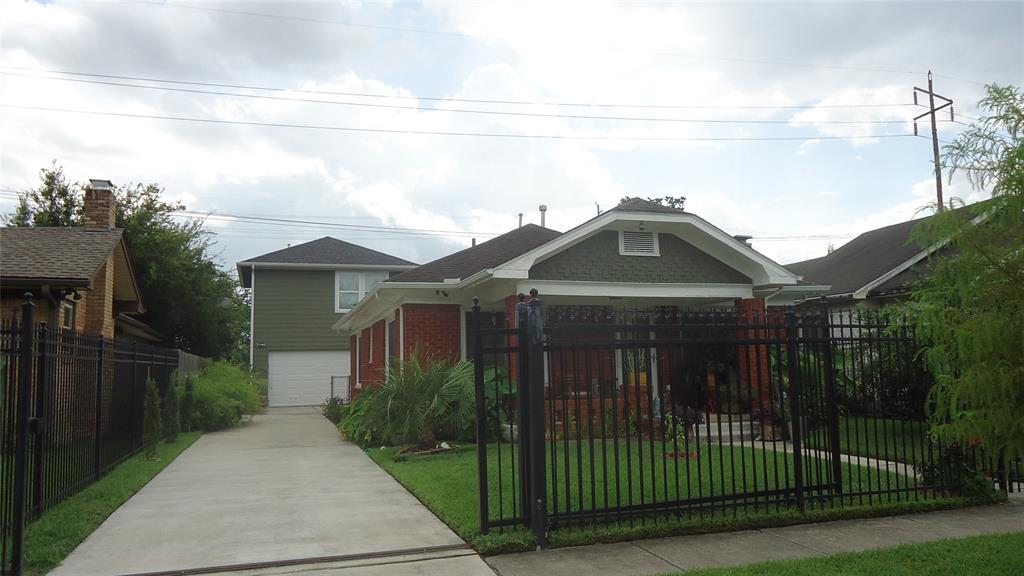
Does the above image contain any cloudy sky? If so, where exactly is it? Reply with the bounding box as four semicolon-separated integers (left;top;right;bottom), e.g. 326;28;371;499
1;1;1021;272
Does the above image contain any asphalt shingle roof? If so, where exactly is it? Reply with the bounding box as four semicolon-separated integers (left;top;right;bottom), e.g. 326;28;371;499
0;227;124;287
784;203;982;296
241;237;417;267
388;224;563;283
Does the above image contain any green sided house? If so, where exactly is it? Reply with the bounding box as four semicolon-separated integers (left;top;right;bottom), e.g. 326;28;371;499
334;198;830;400
237;238;416;406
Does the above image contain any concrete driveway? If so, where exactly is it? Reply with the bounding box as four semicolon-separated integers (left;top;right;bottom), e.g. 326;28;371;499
51;407;494;576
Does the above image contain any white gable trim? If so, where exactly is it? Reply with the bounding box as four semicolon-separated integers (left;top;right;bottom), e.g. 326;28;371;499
496;210;798;285
851;210;988;299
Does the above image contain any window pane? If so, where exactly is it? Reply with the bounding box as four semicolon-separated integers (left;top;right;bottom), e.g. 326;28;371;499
338;292;360;310
364;271;388;291
338;272;360;291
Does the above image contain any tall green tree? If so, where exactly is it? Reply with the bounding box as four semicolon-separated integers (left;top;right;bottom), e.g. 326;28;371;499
4;162;81;226
906;84;1024;473
5;167;248;359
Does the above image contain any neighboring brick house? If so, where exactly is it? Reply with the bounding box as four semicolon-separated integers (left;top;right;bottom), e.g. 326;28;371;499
334;198;829;400
0;180;151;341
237;238;416;406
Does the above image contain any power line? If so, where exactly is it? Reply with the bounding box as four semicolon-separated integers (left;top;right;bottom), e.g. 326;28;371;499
1;104;918;142
129;1;934;79
0;66;917;111
0;72;925;125
174;211;499;238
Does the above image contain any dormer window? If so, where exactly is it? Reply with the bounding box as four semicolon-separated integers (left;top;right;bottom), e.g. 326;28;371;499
619;231;660;256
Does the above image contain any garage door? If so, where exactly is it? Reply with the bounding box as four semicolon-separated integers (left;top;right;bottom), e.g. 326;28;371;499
267;351;350;407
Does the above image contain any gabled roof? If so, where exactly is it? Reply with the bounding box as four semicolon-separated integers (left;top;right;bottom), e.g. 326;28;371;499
784;204;979;298
237;236;417;287
388;224;563;283
0;227;125;287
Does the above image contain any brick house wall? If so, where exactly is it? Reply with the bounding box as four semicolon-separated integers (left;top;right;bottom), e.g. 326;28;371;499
401;304;461;362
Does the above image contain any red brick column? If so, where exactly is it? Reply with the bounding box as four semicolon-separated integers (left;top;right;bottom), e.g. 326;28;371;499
736;298;772;413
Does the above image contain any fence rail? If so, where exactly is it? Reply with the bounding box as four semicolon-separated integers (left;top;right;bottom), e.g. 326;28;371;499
0;295;200;576
473;293;1017;546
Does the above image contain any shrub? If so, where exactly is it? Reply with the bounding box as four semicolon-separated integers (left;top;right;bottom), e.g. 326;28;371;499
142;379;163;459
338;351;474;448
321;395;345;424
181;375;195;432
338;388;380;446
191;361;262;431
162;381;180;443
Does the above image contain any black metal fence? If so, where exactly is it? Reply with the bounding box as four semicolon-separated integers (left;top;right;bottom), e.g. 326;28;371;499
472;292;1019;546
1;296;184;576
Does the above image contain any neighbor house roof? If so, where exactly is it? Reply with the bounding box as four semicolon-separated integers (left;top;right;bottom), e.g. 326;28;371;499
387;224;563;283
785;204;981;299
0;227;126;287
237;236;417;287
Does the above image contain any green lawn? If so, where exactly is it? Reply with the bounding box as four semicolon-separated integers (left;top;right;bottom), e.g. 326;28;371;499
680;531;1024;575
805;416;929;464
20;432;201;576
370;440;956;554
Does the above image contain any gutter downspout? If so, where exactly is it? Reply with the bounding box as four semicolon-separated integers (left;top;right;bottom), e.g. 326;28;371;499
762;286;785;306
249;265;255;371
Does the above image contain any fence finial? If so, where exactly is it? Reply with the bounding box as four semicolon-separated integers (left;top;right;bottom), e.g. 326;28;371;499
471;296;480;311
529;288;539;298
22;292;33;304
517;292;526;302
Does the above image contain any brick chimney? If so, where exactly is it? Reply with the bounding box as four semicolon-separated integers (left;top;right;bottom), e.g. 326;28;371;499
83;179;116;228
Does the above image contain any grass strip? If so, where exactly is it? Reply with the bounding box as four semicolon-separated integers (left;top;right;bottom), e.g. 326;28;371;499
21;432;201;575
369;443;1002;555
679;531;1024;575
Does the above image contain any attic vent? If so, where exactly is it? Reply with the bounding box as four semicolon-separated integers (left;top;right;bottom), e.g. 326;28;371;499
619;231;660;256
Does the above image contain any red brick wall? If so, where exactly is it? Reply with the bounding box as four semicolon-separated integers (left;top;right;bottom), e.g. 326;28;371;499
401;304;461;362
355;319;388;391
736;298;772;412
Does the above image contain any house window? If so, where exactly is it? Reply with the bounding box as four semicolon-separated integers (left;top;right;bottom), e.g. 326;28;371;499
61;301;75;331
335;271;389;313
619;231;660;256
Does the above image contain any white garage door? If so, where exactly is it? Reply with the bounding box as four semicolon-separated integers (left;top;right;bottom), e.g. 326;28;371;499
268;351;350;407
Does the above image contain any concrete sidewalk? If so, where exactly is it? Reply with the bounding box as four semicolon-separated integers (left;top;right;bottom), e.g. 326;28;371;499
487;496;1024;575
51;407;494;576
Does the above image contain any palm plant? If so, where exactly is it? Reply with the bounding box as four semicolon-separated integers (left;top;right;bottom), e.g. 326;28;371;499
375;349;475;447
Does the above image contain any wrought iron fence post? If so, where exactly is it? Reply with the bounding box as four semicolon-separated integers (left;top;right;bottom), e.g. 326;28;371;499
785;309;805;513
11;293;35;576
94;339;105;479
515;293;531;521
820;302;842;495
471;298;490;534
525;289;548;549
31;322;49;515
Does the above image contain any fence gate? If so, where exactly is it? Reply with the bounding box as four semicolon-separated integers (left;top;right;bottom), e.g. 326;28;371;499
472;290;988;547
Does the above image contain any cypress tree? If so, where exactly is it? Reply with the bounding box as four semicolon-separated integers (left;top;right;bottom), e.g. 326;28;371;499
163;381;180;443
142;379;163;459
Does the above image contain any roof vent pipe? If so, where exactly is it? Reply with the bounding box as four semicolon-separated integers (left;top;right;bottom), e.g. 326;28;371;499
471;238;476;247
539;204;547;228
734;234;753;247
518;213;523;228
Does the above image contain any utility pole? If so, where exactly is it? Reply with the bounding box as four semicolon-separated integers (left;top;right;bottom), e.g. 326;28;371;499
913;71;954;210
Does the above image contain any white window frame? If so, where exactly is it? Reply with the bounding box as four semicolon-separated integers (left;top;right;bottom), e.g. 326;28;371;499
61;301;75;330
354;335;362;389
618;231;660;257
335;271;389;313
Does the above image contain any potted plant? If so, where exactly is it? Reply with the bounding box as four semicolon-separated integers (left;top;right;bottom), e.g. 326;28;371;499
624;349;649;387
753;401;786;441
